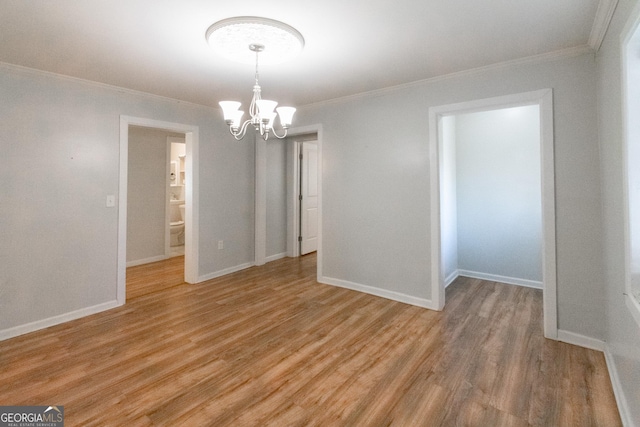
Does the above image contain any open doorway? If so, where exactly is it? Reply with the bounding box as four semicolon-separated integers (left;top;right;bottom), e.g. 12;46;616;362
285;135;319;257
126;128;186;265
442;106;542;288
167;136;187;258
284;130;321;259
117;116;199;304
124;130;187;300
429;90;557;339
255;125;323;269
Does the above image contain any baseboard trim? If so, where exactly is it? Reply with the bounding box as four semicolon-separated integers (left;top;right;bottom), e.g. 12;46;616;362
604;345;635;427
457;270;543;289
445;270;459;288
557;329;606;351
319;276;436;310
0;300;121;342
126;255;169;267
266;252;287;263
196;254;288;283
197;262;254;283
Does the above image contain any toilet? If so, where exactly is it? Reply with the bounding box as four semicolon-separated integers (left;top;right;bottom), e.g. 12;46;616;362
170;203;185;247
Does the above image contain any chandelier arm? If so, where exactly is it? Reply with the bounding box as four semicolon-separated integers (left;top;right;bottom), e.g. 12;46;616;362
239;119;253;137
270;127;288;139
230;119;253;140
230;128;244;141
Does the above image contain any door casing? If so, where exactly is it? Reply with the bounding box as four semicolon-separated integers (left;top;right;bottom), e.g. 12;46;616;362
118;116;199;304
428;89;557;339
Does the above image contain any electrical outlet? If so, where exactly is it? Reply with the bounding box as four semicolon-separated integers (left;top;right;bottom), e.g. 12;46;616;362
218;240;224;250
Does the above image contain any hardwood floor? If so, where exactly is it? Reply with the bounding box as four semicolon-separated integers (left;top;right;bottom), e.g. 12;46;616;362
0;255;621;426
126;255;186;300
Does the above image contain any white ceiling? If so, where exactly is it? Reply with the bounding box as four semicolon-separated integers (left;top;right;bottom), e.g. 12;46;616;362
0;0;614;107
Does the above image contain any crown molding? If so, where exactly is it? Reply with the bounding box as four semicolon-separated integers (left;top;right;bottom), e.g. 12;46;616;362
588;0;619;51
299;45;594;110
0;61;215;110
0;41;594;115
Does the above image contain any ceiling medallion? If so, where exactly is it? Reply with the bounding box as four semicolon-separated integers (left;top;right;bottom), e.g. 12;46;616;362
206;16;304;65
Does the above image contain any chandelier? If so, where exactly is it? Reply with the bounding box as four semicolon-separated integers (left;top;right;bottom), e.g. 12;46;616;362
206;17;304;141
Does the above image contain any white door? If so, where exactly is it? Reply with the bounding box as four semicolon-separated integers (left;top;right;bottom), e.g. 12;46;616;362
300;141;318;255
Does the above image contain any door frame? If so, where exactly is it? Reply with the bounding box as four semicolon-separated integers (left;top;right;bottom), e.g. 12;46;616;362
118;116;200;304
253;124;323;272
428;89;557;339
287;140;302;258
286;136;319;258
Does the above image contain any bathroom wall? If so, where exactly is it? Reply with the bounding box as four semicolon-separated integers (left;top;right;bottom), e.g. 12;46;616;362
169;139;186;225
127;126;180;264
170;139;186;201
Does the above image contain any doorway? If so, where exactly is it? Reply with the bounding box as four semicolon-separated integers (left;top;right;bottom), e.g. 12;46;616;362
167;136;187;258
117;116;200;304
285;130;321;259
126;128;186;266
254;125;323;266
429;89;557;339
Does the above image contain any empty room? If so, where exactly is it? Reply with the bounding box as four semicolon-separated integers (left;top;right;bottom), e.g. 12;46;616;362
1;1;639;425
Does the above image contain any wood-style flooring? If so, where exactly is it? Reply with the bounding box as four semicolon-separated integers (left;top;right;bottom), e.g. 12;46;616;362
0;254;621;426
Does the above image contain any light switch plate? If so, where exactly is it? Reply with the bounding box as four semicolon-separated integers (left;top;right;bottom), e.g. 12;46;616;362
106;195;115;207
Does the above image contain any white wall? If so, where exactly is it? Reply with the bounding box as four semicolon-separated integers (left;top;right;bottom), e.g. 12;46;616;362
455;106;541;284
266;138;287;259
441;116;458;283
597;0;640;424
296;51;604;338
127;126;171;263
0;64;255;335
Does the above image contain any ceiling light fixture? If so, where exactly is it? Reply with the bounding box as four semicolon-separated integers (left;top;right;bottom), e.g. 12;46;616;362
206;17;304;141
